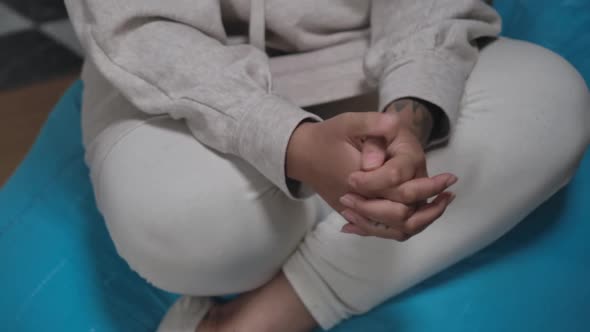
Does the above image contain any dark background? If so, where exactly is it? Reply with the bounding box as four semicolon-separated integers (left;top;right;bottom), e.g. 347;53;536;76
0;0;82;184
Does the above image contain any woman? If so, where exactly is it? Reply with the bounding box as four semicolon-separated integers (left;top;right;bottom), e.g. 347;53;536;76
65;0;590;331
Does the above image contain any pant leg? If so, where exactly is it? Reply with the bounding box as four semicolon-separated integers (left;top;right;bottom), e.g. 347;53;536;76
83;95;324;296
283;38;590;330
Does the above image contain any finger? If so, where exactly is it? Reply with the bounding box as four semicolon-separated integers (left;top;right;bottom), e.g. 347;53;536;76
382;173;458;204
370;223;410;241
348;154;416;195
343;112;399;144
340;209;408;241
361;137;387;171
340;209;374;234
340;193;412;227
340;223;369;236
404;192;455;236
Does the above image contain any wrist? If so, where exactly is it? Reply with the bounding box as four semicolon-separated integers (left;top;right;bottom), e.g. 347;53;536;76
286;121;316;183
385;98;434;147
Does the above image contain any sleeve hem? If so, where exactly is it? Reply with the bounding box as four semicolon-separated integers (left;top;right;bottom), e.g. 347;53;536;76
378;53;467;147
234;94;321;199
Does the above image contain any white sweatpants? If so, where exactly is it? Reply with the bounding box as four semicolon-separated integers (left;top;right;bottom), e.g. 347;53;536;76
83;39;589;330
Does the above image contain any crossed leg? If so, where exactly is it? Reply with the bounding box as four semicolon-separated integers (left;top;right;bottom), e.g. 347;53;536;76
86;38;589;332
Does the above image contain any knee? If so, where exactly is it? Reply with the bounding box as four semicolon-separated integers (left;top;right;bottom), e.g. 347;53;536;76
526;42;590;179
94;148;311;295
98;179;309;294
506;39;589;144
477;39;590;177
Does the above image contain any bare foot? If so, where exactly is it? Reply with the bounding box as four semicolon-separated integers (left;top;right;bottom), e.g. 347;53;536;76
197;272;317;332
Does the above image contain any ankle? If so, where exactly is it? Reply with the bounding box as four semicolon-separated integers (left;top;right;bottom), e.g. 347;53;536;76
196;303;228;332
199;300;266;332
198;273;316;332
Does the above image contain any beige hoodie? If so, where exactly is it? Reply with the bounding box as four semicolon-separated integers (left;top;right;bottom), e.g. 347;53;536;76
65;0;501;198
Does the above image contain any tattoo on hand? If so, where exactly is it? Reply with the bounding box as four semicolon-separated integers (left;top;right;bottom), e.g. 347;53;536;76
392;99;409;112
388;98;434;146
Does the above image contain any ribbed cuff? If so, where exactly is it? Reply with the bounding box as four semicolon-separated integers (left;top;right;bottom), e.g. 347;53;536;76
234;94;321;199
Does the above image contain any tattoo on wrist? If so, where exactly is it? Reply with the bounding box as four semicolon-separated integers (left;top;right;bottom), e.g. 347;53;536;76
387;98;434;146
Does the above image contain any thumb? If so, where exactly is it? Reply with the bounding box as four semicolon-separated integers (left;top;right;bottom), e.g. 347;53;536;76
345;112;399;145
361;137;387;171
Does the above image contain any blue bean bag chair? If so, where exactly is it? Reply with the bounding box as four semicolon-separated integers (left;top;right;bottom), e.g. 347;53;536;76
1;1;589;331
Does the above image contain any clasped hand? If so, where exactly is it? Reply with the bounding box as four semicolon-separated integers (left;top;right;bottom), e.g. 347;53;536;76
286;111;457;241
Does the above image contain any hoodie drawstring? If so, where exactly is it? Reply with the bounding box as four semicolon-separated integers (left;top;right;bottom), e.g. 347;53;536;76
249;0;266;51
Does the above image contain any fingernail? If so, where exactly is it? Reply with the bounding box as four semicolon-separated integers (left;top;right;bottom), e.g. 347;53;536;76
341;210;358;224
446;175;458;187
364;153;381;168
340;195;355;208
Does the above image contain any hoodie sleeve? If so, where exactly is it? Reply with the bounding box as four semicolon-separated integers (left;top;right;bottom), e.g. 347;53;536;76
64;0;320;199
365;0;501;145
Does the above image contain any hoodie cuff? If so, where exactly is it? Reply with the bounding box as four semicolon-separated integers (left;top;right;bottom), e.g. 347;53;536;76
234;94;321;200
378;53;468;147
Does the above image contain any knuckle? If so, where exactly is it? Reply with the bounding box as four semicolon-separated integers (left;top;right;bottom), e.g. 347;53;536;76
415;154;426;166
385;113;400;130
360;226;375;237
386;231;401;241
388;234;401;241
357;229;371;237
400;188;417;203
404;222;418;235
388;168;400;185
397;204;411;220
387;229;406;241
358;221;374;234
397;232;410;242
354;175;367;189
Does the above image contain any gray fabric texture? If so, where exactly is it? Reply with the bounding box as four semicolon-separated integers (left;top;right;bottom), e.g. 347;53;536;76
65;0;501;198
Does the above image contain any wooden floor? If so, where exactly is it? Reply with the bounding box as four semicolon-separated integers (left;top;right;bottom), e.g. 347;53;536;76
0;74;78;185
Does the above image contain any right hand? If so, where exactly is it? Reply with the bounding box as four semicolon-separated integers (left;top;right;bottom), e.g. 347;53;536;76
338;126;458;240
286;112;399;211
286;111;456;241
